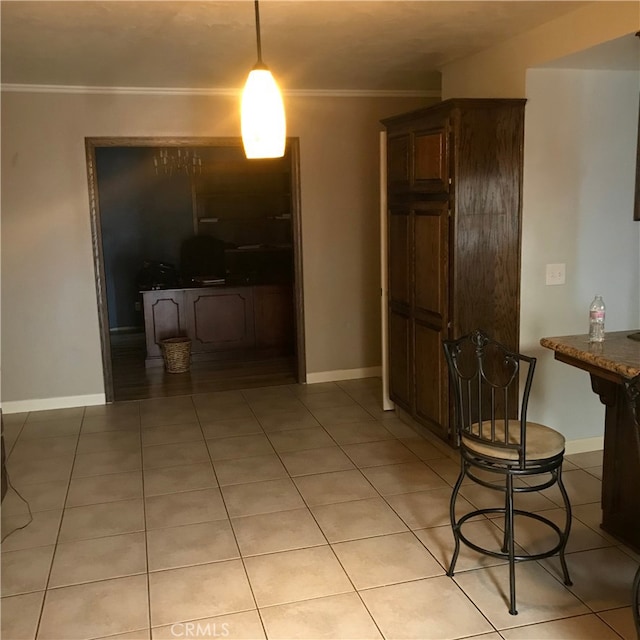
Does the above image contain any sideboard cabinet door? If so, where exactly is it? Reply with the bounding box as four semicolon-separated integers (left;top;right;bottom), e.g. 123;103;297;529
142;290;186;360
254;285;294;351
184;287;255;352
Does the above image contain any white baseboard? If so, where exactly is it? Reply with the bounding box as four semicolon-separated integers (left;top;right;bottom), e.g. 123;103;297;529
564;436;604;455
306;366;382;385
1;394;106;415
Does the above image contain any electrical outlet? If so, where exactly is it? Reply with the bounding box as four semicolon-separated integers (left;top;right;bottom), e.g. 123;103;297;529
545;263;566;286
134;301;141;312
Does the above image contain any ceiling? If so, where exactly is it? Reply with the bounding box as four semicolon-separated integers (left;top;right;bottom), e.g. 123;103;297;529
0;0;603;93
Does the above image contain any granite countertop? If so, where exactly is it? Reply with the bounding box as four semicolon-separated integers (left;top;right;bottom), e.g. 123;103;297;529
540;330;640;380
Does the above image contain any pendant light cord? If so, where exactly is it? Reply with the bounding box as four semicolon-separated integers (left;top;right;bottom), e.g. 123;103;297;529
254;0;263;65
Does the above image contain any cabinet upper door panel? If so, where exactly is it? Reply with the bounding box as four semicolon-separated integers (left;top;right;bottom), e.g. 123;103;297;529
414;202;449;325
387;129;450;195
413;128;449;193
387;134;411;189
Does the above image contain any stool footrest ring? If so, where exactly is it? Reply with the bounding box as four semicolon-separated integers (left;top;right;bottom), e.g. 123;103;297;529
455;508;567;562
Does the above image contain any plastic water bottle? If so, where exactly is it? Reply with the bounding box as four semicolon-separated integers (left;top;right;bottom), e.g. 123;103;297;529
588;295;606;342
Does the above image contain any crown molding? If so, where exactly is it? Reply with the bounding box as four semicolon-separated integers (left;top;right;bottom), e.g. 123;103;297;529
0;83;440;99
299;88;439;98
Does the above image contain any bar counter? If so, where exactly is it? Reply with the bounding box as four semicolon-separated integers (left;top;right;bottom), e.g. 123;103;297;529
540;331;640;381
540;330;640;551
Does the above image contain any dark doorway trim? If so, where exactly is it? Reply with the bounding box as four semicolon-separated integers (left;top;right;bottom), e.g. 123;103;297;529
85;136;306;403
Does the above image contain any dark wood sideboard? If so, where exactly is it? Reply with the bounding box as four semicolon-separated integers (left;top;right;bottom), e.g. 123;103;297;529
142;284;294;366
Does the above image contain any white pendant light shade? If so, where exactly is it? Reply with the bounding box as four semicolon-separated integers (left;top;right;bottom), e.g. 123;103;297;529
241;66;286;159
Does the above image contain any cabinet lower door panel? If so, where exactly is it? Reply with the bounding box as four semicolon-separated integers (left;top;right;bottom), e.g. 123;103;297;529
187;289;255;351
388;310;412;410
414;321;449;440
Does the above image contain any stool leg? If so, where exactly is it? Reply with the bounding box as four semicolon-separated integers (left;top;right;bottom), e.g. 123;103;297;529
447;463;465;578
506;473;517;615
501;476;510;554
556;466;573;586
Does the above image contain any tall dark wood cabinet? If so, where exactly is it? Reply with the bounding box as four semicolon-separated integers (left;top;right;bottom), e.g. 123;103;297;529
382;99;526;442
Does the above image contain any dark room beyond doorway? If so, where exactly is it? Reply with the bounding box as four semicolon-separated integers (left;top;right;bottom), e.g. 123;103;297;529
88;138;304;402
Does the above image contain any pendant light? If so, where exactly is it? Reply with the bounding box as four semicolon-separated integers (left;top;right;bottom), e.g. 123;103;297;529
241;0;286;159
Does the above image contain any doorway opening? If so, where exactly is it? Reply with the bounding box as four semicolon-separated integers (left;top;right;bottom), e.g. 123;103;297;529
86;137;306;402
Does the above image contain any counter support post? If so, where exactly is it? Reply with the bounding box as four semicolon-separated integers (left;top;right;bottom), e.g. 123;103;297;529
590;374;640;551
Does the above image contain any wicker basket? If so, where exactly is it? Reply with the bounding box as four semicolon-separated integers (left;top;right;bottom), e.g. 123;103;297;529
161;337;192;374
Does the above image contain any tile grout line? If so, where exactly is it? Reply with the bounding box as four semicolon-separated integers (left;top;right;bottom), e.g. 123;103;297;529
226;387;391;635
41;404;149;638
135;400;154;639
241;387;459;637
314;384;497;638
179;393;269;640
244;393;388;639
34;405;88;640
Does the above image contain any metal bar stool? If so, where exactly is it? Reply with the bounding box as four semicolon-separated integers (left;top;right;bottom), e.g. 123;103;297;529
443;330;572;615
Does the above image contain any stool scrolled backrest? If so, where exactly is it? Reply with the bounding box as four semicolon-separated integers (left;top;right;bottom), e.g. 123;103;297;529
443;329;536;469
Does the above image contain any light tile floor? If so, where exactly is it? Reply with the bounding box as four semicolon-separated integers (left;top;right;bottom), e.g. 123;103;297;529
1;378;638;639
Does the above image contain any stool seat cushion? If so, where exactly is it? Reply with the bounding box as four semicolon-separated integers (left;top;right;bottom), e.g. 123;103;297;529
462;420;565;462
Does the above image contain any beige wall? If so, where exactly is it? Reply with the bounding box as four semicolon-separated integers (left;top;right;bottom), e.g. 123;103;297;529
0;90;428;405
441;1;639;99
